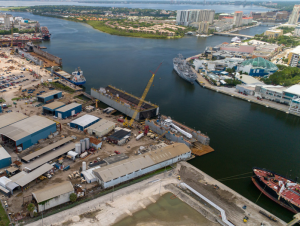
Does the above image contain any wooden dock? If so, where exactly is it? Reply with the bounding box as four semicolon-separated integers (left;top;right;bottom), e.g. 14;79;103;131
191;143;214;156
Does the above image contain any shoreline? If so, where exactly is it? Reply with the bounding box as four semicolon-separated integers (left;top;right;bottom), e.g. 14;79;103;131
26;162;286;226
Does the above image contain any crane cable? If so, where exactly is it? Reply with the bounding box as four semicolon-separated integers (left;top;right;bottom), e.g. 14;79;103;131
217;172;253;181
256;184;267;203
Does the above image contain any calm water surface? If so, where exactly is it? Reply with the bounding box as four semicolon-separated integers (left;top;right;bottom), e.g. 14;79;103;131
5;11;300;222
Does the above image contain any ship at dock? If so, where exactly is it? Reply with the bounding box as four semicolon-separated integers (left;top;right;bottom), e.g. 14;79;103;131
252;167;300;213
41;26;51;40
173;54;197;84
51;66;86;86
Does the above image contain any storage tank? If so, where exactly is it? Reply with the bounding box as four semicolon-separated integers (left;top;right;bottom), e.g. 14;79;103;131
82;162;86;171
75;143;81;154
80;139;85;152
85;138;90;149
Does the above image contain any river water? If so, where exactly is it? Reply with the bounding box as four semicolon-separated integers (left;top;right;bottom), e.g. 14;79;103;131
5;8;300;222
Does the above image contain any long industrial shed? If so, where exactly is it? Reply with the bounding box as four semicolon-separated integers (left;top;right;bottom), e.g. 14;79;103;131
22;137;74;162
0;112;28;129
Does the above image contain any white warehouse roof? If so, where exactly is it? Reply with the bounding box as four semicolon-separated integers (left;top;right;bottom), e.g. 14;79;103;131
284;85;300;96
93;143;191;183
0;112;28;129
0;116;56;141
0;146;11;160
56;103;81;112
87;119;115;132
71;114;99;127
32;181;74;203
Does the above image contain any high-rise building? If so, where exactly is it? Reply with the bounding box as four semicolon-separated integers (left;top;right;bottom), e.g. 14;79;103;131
288;5;300;25
233;11;243;27
3;14;12;30
198;21;209;34
176;9;215;26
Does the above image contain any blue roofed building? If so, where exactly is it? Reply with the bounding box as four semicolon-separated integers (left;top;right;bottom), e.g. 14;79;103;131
70;114;100;131
43;102;65;115
237;57;278;77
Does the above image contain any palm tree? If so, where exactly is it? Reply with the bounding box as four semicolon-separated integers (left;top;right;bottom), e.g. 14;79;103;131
27;203;35;218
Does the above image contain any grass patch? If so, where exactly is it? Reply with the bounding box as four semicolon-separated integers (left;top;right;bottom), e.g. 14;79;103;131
74;94;90;101
0;7;27;11
0;98;5;103
11;97;21;101
49;82;74;94
0;203;10;226
86;21;170;39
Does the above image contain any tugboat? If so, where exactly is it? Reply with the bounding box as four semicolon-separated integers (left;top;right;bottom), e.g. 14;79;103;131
252;167;300;213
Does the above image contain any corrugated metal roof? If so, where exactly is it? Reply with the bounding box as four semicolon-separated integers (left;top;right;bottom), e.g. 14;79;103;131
0;116;56;141
93;143;190;182
87;119;115;132
24;142;75;170
14;163;53;187
38;90;62;99
71;114;99;127
55;103;82;113
32;181;74;203
0;146;10;160
9;171;27;183
43;102;65;110
0;112;28;129
22;137;73;162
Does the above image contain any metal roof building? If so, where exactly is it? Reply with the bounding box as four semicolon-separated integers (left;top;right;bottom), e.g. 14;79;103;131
0;116;57;151
14;163;53;188
43;102;65;115
87;119;116;137
0;145;11;169
70;114;100;131
37;90;62;103
22;137;74;162
0;112;28;129
55;103;82;119
24;142;75;171
93;143;191;188
32;181;74;212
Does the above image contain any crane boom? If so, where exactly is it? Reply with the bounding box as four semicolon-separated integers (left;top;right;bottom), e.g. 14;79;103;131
127;63;162;127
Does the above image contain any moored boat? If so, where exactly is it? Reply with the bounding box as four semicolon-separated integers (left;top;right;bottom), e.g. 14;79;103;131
252;167;300;213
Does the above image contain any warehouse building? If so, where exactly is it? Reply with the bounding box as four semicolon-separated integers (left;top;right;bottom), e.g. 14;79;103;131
0;116;57;151
22;137;73;163
87;119;115;137
70;114;100;131
0;112;28;129
37;90;62;103
55;103;82;119
93;143;191;188
32;181;74;212
43;102;65;115
0;146;11;168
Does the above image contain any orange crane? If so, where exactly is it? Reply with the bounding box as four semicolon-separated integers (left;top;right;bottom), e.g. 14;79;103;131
123;63;162;128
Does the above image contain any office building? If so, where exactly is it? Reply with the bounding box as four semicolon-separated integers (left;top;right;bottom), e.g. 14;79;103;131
288;46;300;67
288;5;300;24
198;21;209;34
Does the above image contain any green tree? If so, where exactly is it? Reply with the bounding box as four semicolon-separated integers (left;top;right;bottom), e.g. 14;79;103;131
27;203;35;217
70;193;77;203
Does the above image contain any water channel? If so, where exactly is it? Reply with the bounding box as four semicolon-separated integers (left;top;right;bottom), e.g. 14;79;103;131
4;8;300;222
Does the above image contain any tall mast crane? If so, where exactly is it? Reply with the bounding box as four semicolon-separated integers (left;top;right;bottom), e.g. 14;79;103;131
124;63;162;128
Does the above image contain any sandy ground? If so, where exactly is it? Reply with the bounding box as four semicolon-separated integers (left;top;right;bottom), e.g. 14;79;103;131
25;162;286;226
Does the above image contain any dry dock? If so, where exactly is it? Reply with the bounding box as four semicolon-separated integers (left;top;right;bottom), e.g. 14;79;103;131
29;52;60;68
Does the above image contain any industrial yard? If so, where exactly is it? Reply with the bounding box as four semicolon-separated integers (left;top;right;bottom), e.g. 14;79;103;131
0;46;289;226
